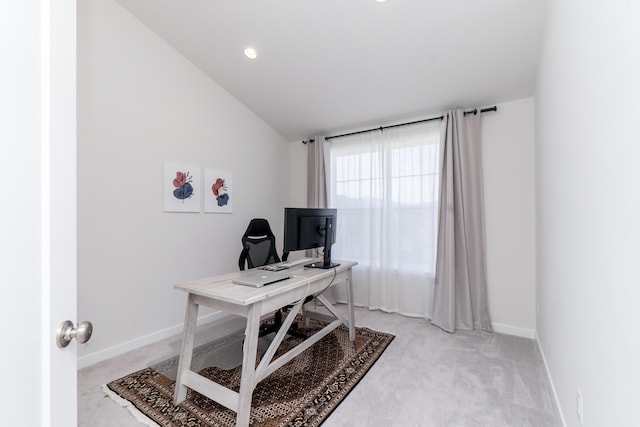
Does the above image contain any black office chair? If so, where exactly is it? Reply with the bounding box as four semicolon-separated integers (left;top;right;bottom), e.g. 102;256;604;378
238;218;306;339
238;218;281;270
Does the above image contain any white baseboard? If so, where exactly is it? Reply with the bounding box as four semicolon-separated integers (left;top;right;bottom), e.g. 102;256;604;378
536;333;567;427
491;322;536;339
335;301;537;339
77;311;537;368
77;311;228;370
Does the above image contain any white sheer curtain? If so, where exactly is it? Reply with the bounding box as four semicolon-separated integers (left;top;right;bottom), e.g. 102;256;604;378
327;121;440;317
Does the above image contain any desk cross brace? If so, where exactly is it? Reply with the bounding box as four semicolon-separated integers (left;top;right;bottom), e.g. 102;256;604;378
254;295;346;385
253;297;305;384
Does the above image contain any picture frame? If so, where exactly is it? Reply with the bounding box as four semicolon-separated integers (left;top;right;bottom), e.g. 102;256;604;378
163;162;201;212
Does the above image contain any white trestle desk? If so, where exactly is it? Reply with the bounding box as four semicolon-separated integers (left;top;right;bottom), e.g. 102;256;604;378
173;259;357;427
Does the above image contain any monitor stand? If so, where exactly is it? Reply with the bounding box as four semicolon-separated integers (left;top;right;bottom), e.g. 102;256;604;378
305;261;340;269
306;217;340;269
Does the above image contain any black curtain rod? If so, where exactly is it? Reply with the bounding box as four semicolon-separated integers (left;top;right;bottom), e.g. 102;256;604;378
304;106;496;143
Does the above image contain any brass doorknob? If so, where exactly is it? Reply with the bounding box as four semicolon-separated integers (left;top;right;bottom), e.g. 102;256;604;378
56;320;93;348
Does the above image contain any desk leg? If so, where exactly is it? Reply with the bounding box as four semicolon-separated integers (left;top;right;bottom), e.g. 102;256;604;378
346;267;355;341
236;302;261;427
174;293;199;405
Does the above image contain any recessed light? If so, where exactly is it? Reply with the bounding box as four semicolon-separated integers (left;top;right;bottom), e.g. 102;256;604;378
244;47;257;59
376;0;387;3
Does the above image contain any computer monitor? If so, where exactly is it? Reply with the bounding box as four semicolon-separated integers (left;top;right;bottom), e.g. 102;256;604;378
283;207;339;269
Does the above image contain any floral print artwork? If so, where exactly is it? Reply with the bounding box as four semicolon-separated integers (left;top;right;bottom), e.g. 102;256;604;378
164;162;200;212
172;171;194;200
211;177;229;207
204;169;233;213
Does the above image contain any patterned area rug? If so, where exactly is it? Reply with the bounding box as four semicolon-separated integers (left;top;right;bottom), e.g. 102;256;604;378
105;318;394;426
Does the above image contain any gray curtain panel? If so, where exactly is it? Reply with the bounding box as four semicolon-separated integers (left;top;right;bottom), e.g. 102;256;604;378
431;110;493;333
306;136;328;260
307;136;328;209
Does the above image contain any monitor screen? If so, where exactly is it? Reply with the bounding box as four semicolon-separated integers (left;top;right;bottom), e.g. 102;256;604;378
283;207;339;269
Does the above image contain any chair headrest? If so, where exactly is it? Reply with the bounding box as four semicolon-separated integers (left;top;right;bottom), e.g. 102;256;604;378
243;218;275;239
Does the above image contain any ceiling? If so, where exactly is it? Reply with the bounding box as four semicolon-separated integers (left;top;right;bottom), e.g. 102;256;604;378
114;0;546;141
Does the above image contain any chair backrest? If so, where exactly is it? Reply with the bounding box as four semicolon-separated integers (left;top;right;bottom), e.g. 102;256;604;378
238;218;281;270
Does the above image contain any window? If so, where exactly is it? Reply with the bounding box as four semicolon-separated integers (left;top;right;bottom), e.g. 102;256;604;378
326;120;440;316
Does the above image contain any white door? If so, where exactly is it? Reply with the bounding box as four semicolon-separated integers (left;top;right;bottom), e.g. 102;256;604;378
0;1;78;426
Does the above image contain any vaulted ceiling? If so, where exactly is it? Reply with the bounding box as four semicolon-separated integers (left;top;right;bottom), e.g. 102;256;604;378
114;0;546;141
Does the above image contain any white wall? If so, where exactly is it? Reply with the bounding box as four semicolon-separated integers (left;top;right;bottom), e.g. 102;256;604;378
535;1;640;425
289;100;537;336
288;141;307;208
482;98;536;337
77;0;289;364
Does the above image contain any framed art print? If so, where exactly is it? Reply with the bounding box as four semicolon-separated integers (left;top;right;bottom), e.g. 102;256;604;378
204;168;232;213
164;162;201;212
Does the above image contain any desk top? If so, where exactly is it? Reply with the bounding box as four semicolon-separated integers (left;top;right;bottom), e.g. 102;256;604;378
175;260;356;307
